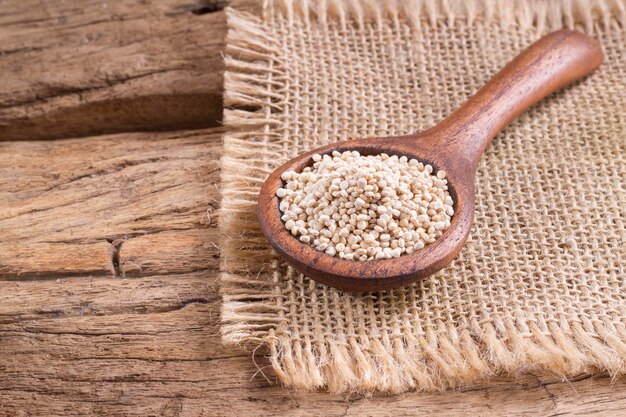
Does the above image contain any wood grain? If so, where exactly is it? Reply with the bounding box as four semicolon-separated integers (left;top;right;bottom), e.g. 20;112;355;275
0;272;219;324
0;2;624;416
0;0;226;140
257;29;604;291
2;273;625;416
0;128;221;278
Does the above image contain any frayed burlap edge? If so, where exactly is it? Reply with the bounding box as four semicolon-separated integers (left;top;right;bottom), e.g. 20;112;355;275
220;0;626;394
220;7;285;347
264;0;625;32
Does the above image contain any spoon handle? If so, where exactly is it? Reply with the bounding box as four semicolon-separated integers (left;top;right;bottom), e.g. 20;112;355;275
432;29;603;169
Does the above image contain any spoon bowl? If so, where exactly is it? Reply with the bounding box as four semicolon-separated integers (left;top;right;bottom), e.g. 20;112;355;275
258;134;475;291
258;29;603;291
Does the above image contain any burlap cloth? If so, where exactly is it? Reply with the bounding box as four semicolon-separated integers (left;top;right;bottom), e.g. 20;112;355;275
220;0;626;394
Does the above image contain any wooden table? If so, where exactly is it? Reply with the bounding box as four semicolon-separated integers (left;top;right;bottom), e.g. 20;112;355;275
1;2;624;415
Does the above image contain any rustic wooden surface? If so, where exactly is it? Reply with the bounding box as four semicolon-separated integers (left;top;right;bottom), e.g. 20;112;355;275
0;0;226;140
1;1;625;416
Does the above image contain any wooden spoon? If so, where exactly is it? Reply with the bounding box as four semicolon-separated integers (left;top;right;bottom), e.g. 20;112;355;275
257;29;603;292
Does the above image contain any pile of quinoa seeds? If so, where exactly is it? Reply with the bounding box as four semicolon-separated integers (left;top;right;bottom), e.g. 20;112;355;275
276;151;455;261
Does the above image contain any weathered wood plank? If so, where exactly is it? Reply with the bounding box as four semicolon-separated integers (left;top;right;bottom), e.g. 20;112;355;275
120;229;220;276
1;352;624;416
0;0;226;140
0;128;221;278
0;303;226;360
0;272;218;323
2;259;626;416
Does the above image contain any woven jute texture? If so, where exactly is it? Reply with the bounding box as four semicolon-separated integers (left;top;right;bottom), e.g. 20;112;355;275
220;0;626;394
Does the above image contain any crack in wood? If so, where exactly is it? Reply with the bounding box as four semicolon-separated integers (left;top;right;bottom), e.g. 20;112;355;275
121;267;217;279
106;238;125;277
0;271;111;281
192;5;223;15
191;0;227;15
176;297;210;309
0;68;177;110
0;46;44;56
